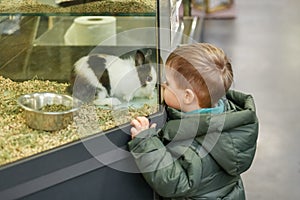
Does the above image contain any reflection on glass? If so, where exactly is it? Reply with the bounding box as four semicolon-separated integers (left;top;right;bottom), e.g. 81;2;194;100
0;0;159;166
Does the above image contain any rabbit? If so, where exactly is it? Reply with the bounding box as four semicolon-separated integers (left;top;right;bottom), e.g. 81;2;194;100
68;50;157;107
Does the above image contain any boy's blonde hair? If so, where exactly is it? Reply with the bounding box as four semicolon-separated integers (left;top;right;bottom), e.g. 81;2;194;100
166;43;233;108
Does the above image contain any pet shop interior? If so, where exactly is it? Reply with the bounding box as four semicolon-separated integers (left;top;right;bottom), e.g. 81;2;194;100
0;0;299;199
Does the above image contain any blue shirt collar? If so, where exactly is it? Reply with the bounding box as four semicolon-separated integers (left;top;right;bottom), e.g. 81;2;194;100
185;99;225;115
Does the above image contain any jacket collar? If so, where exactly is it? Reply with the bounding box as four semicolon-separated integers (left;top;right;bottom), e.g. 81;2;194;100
161;90;257;141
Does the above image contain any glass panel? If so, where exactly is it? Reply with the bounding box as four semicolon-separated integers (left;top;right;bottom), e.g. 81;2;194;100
0;0;160;166
0;0;156;15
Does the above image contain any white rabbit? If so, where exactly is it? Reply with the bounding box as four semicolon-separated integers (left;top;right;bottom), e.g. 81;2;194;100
69;50;157;107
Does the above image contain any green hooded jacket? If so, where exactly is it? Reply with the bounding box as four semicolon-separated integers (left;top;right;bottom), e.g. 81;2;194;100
128;90;259;200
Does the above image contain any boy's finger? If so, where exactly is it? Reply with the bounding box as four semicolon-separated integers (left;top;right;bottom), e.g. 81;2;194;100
131;119;141;127
136;116;149;127
150;123;157;129
131;127;137;134
130;127;138;139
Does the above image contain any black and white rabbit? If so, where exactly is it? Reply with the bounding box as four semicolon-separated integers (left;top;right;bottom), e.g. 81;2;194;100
68;50;157;106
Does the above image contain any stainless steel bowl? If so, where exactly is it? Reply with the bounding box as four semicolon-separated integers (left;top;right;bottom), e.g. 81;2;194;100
17;92;82;131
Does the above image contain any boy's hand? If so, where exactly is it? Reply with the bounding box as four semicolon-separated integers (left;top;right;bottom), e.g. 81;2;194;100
130;116;156;139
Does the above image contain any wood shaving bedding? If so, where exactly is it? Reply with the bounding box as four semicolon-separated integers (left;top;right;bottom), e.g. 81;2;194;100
0;76;157;166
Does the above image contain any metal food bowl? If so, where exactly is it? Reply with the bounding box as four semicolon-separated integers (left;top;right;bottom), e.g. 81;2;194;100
17;92;82;131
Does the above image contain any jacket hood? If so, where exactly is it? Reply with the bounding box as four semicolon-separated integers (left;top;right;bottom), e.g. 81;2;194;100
162;90;259;176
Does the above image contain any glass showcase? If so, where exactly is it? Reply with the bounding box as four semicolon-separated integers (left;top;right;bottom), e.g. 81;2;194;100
0;0;161;167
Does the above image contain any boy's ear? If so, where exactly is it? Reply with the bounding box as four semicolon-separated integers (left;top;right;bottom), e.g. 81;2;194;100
183;89;196;104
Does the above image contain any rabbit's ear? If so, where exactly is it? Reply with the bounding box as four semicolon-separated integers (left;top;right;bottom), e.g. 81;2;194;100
145;49;152;58
135;50;146;67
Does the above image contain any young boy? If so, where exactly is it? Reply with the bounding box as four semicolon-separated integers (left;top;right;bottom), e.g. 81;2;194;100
128;43;259;199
